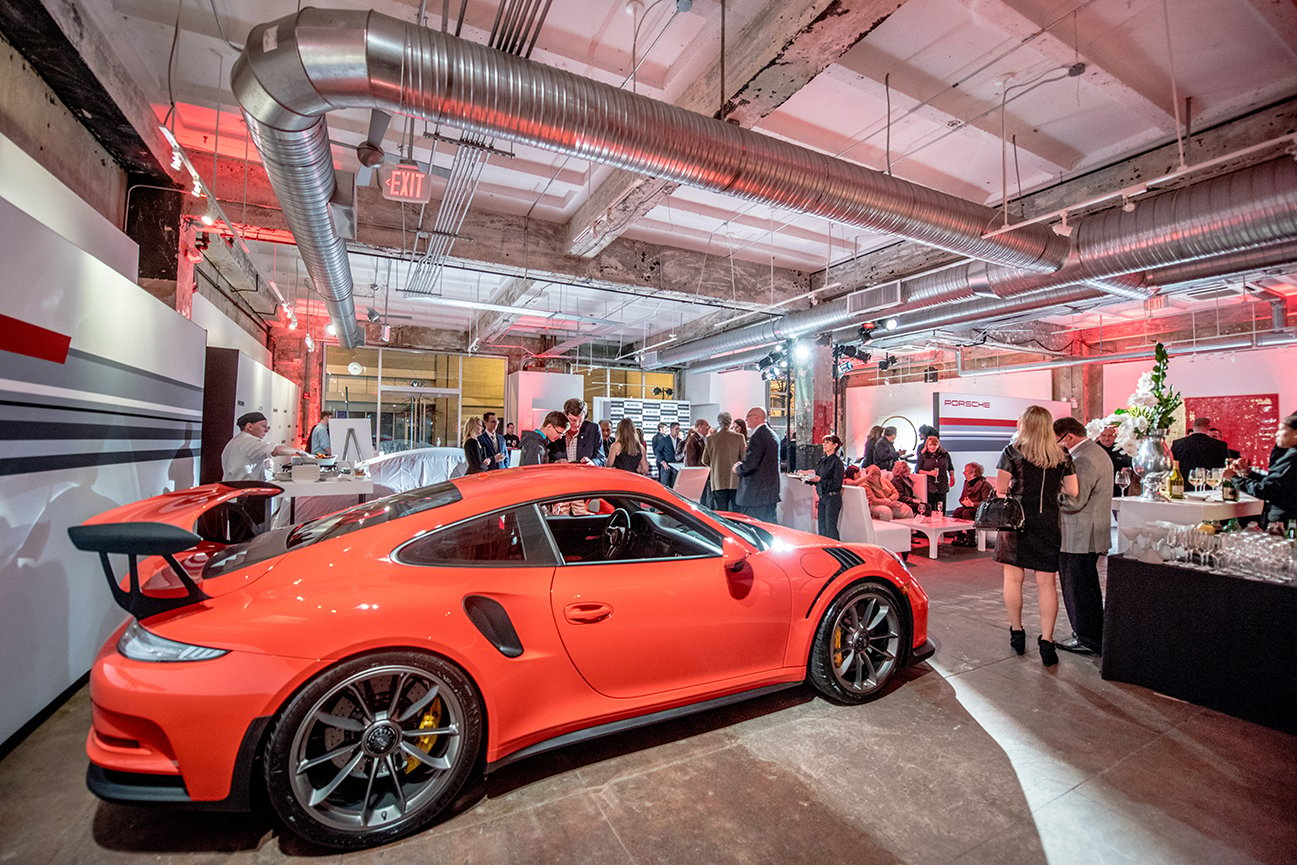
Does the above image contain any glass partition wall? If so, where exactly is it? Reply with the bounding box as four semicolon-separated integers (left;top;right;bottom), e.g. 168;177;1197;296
324;347;505;455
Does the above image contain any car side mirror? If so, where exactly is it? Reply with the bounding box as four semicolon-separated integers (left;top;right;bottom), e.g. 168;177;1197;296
722;538;749;573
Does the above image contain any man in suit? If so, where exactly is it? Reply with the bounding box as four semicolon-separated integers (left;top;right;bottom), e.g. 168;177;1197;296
1208;427;1241;460
1095;423;1134;497
478;411;509;470
547;397;606;465
682;419;710;467
1054;416;1114;655
702;411;746;512
651;422;677;485
1171;416;1230;478
733;406;781;522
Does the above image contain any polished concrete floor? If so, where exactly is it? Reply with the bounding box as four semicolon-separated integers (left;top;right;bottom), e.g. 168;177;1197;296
2;544;1295;865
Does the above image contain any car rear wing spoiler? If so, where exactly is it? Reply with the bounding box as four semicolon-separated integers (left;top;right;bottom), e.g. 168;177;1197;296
68;481;283;618
68;522;209;618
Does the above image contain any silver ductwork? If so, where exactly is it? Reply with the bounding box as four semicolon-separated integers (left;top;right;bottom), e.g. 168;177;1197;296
655;157;1297;367
233;8;1081;348
231;10;1297;357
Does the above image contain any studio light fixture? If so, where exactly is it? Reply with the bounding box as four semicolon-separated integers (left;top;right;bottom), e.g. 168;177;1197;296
882;317;899;331
859;322;878;342
792;341;812;363
325;322;338;337
876;354;897;372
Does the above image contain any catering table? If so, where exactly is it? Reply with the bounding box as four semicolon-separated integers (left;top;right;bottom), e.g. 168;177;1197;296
1114;493;1263;553
270;477;374;526
777;473;817;534
1101;555;1297;735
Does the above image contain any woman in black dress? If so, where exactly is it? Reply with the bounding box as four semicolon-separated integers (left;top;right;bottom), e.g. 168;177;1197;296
462;416;489;474
804;435;845;539
995;406;1078;666
606;418;650;474
915;435;955;515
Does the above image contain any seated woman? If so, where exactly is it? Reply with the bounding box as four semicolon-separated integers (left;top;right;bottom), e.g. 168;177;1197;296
951;461;994;546
861;465;914;521
890;461;928;516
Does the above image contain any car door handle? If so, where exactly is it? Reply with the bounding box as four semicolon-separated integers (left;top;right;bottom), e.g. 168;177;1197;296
564;602;613;624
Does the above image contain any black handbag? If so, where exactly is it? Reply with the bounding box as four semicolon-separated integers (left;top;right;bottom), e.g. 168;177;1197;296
973;494;1025;531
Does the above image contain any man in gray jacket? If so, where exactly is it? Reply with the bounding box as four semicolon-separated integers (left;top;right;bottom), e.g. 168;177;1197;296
702;412;746;513
1053;416;1114;654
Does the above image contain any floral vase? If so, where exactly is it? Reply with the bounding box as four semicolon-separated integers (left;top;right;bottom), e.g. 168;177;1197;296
1132;429;1174;501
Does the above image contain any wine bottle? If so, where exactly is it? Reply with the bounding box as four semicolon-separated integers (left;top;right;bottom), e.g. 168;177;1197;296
1168;460;1184;499
1220;475;1239;502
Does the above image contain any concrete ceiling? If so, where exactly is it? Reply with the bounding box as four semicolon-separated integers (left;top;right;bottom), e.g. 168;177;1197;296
38;0;1297;361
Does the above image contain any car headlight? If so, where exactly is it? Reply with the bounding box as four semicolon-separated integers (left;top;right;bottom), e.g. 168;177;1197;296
117;621;228;662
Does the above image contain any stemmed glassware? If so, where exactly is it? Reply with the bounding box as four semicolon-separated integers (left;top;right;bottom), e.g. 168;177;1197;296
1204;468;1223;499
1116;467;1132;497
1189;467;1206;494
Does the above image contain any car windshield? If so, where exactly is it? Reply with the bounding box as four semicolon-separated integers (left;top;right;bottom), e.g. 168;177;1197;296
651;486;771;551
286;482;463;548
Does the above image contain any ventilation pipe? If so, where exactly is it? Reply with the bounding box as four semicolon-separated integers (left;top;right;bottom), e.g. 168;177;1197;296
232;10;1297;355
655;158;1297;367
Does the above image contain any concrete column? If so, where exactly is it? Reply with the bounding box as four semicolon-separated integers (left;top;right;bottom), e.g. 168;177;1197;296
793;341;836;470
128;184;193;317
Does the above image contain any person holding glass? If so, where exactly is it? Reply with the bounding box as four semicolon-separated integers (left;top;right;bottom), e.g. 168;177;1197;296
461;416;490;474
801;434;846;539
915;435;955;515
995;406;1078;666
1222;412;1297;526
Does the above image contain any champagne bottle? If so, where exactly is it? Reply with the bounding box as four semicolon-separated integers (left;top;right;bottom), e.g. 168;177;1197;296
1220;475;1239;502
1223;517;1242;532
1168;460;1184;499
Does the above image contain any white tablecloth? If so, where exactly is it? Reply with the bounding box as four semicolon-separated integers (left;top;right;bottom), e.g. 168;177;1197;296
1115;493;1263;553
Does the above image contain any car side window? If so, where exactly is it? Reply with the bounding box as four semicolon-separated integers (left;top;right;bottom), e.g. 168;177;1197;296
399;507;554;567
541;494;723;563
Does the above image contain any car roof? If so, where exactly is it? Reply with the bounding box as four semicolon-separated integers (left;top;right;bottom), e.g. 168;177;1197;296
448;464;669;506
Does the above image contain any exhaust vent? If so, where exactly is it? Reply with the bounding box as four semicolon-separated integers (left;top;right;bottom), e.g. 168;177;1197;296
846;281;902;316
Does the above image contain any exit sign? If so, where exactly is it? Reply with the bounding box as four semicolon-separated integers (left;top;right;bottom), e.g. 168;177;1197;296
379;163;433;203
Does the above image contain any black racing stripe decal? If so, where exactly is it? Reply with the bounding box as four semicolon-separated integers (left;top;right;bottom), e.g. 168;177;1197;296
4;349;203;413
0;448;199;477
0;420;199;441
0;398;201;426
67;348;203;393
805;547;868;618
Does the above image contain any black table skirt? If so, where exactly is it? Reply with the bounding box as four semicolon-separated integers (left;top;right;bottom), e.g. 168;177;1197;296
1101;556;1297;736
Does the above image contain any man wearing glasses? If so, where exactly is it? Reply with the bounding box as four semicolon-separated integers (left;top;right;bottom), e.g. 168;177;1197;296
547;398;606;466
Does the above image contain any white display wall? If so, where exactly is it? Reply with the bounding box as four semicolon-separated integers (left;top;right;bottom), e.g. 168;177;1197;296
0;156;206;744
844;369;1057;460
192;292;272;368
505;370;584;431
1102;345;1297;420
681;369;767;419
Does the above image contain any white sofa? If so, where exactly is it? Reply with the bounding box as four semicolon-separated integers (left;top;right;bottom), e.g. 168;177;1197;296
839;486;913;557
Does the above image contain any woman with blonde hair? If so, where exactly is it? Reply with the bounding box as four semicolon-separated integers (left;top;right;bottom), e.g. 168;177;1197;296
606;417;650;474
462;416;489;474
995;405;1078;666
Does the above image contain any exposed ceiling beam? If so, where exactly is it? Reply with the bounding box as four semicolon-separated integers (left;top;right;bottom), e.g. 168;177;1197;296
563;0;904;258
472;276;543;343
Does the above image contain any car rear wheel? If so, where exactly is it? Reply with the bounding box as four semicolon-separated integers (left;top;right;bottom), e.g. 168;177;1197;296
264;652;482;849
808;582;906;704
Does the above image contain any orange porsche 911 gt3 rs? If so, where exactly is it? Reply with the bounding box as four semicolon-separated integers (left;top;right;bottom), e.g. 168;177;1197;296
69;465;932;849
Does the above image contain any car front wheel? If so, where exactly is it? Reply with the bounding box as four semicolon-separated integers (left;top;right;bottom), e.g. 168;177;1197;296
264;651;482;849
808;582;906;704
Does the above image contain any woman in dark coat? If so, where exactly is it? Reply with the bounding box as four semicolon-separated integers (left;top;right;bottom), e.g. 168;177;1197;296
994;406;1078;666
871;426;902;469
462;417;489;474
861;424;884;467
804;435;845;539
914;435;955;514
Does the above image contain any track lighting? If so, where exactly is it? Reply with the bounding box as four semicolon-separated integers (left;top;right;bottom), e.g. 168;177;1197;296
877;354;896;372
859;322;877;342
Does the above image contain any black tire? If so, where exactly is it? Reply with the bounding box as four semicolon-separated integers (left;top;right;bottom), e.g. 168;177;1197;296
807;582;907;704
263;651;482;849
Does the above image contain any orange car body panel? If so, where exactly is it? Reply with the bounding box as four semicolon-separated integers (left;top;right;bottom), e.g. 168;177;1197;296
78;466;929;800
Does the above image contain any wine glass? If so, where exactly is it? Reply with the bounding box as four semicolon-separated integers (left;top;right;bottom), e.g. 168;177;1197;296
1204;468;1223;498
1189;467;1206;494
1116;467;1132;497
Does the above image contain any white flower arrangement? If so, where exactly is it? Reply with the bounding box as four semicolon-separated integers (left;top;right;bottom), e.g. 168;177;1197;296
1089;343;1182;456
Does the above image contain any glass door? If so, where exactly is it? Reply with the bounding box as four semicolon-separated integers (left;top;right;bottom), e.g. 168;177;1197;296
378;387;460;453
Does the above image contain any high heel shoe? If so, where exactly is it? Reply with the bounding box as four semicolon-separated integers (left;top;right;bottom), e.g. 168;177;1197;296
1009;628;1025;655
1038;636;1058;666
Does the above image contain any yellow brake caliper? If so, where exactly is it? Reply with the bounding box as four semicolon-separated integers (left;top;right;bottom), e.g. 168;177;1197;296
405;696;443;773
833;626;844;669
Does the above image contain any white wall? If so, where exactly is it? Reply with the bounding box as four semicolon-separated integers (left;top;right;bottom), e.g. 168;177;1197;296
1102;345;1297;420
1;157;205;744
192;293;272;368
844;369;1056;459
682;369;766;419
506;371;584;431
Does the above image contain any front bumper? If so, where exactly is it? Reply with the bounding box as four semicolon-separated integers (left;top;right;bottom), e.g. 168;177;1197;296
908;637;937;665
